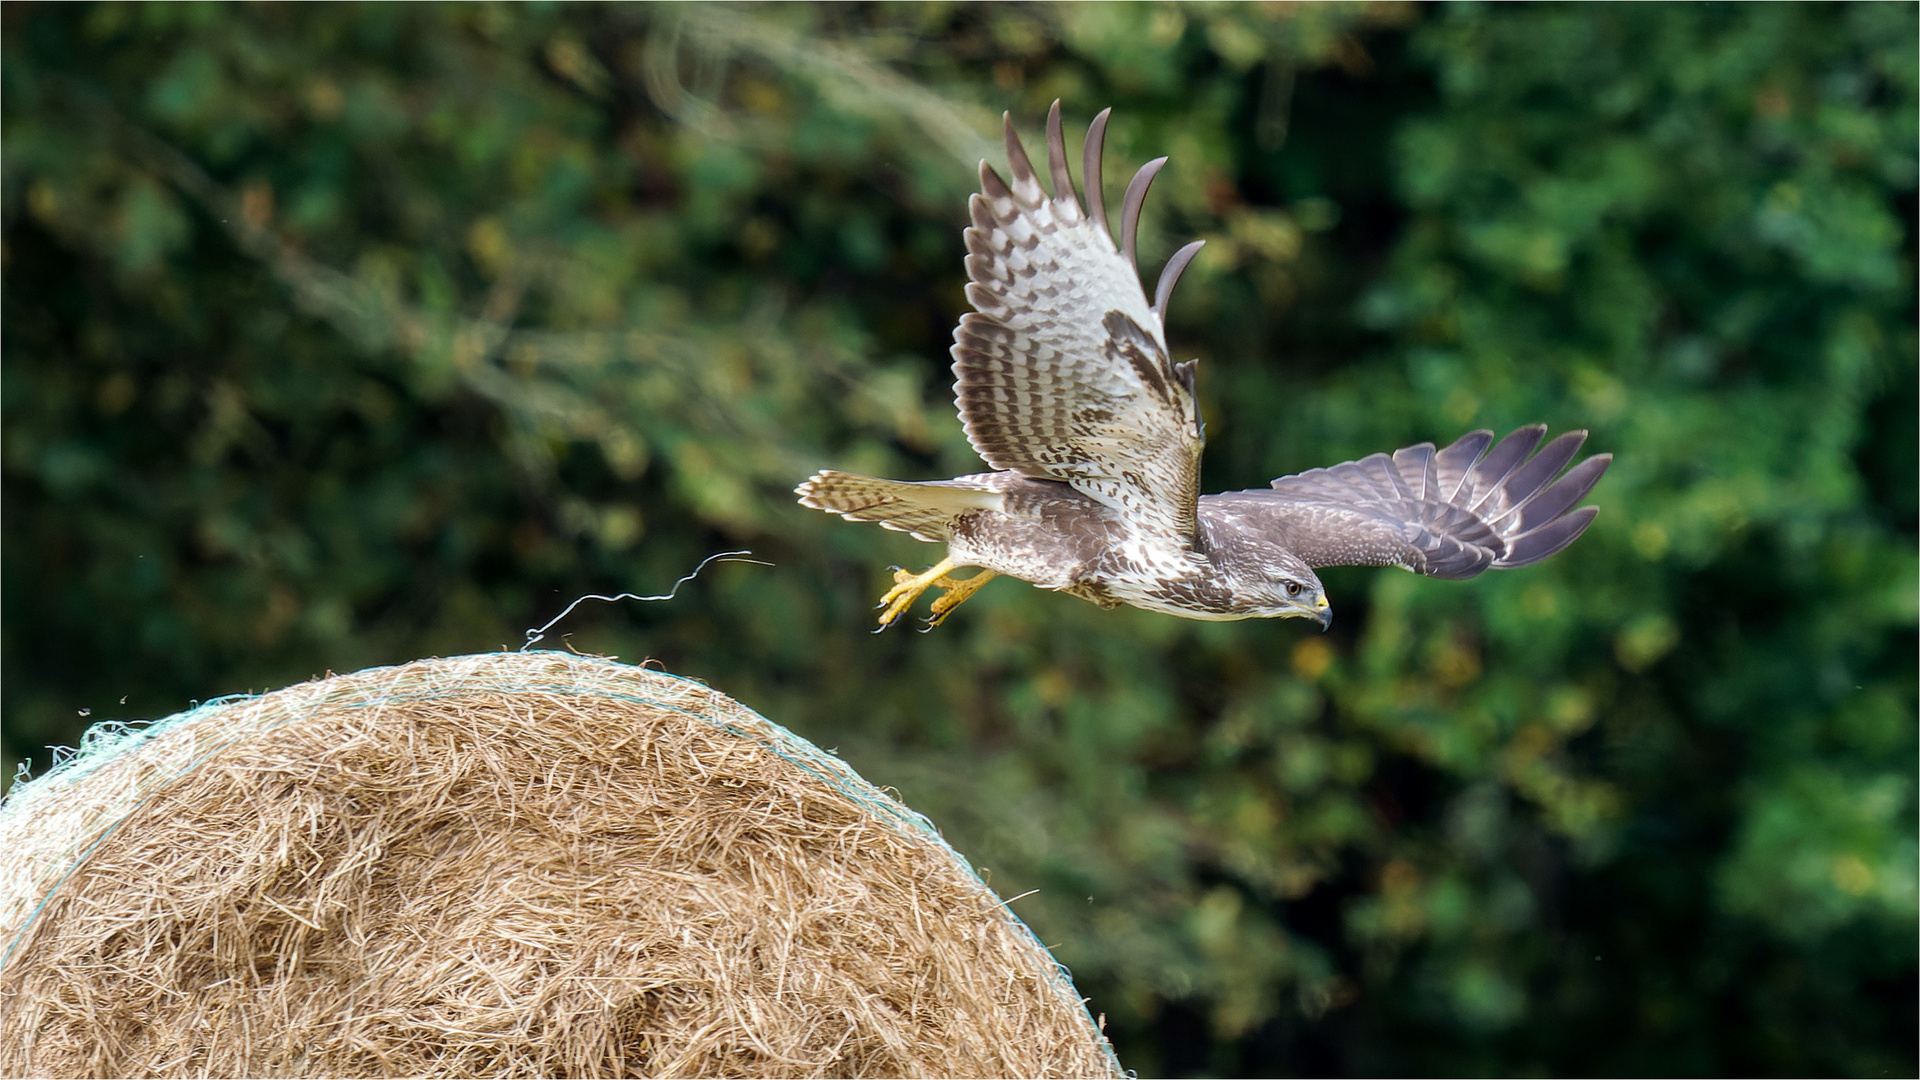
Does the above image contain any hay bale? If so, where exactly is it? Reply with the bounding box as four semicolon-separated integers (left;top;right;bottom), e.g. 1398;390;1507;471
0;652;1119;1079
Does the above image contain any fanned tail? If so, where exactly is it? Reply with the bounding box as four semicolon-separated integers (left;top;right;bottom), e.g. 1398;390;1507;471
795;471;1004;544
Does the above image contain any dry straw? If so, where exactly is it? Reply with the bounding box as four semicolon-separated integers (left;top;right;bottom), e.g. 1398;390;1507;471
0;652;1121;1078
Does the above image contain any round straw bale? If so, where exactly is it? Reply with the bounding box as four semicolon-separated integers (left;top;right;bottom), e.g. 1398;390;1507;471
0;652;1119;1079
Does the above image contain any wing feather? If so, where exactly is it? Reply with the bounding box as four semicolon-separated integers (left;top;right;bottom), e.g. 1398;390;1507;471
1392;442;1435;500
1045;101;1076;213
1461;425;1545;513
1153;239;1207;320
1119;157;1168;272
1505;506;1600;566
951;104;1205;542
1431;429;1493;502
1511;452;1610;534
1082;107;1112;237
1201;427;1610;579
1480;430;1587;525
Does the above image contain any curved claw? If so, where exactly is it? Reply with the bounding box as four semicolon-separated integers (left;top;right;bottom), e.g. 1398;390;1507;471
869;562;1001;633
875;558;956;630
925;568;1000;631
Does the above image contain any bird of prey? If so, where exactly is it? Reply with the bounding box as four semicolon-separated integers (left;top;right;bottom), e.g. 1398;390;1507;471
797;103;1610;632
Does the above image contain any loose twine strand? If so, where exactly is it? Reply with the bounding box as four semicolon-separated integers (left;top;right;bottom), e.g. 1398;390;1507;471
521;550;773;651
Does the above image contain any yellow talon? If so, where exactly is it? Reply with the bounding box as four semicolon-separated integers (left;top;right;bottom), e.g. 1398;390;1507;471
925;569;1000;629
876;558;956;630
874;560;1001;631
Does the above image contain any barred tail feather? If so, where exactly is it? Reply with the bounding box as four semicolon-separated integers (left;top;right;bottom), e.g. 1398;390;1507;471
795;471;1003;544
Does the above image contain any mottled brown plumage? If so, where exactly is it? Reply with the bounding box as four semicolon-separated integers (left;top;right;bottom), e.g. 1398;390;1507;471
798;104;1611;630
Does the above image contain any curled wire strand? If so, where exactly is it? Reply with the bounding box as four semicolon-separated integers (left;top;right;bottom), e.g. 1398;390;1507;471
521;550;771;650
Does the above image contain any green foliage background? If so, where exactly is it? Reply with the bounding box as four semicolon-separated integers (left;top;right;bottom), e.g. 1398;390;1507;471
4;3;1914;1075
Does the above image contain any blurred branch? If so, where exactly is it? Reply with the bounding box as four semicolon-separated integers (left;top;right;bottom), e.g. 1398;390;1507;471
653;6;1001;172
1257;53;1297;152
638;14;737;138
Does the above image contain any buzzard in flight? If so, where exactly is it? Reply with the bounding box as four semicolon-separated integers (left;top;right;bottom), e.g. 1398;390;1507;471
798;104;1610;631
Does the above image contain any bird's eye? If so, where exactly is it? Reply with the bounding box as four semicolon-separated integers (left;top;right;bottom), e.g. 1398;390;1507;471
1285;581;1302;597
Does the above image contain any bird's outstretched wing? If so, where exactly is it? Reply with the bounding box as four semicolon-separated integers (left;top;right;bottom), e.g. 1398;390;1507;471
952;102;1206;543
1204;427;1612;578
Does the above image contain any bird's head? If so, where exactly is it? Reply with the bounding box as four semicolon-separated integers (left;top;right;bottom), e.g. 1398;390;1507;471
1212;546;1330;627
1252;556;1330;628
1195;506;1332;626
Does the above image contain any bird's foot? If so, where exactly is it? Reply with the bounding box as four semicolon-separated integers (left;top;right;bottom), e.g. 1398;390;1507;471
875;558;956;632
921;569;1001;631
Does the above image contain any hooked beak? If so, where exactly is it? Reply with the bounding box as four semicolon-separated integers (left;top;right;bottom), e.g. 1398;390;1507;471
1313;595;1332;631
